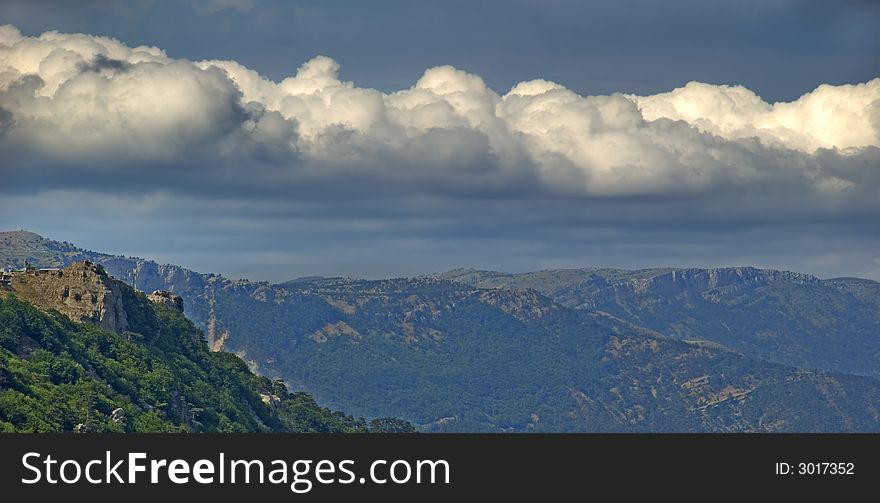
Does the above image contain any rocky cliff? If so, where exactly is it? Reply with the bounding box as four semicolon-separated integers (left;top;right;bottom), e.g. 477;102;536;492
2;261;132;334
0;260;187;336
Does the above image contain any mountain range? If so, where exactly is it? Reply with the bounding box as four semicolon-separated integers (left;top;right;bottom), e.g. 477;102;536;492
2;230;880;432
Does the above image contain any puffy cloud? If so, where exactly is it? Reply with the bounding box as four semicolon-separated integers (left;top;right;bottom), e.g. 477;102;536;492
1;25;879;280
0;26;248;162
631;80;880;152
1;24;878;198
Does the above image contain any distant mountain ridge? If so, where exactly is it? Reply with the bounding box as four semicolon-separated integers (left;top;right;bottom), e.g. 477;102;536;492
3;230;880;432
431;267;880;377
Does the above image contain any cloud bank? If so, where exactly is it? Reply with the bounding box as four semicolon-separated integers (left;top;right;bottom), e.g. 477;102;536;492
1;25;879;280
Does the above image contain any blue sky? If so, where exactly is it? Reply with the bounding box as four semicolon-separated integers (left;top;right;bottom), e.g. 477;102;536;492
1;0;879;280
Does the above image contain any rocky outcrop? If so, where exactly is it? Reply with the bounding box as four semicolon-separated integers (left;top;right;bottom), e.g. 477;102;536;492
4;261;131;334
259;393;281;408
477;288;560;321
111;408;125;424
147;290;184;313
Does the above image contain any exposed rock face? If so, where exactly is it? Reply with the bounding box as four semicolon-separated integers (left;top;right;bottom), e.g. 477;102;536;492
259;393;281;408
311;321;361;343
478;288;561;321
147;290;184;313
4;261;130;334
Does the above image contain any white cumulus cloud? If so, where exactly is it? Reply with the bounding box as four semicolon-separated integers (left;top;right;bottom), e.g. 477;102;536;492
1;24;878;201
631;80;880;152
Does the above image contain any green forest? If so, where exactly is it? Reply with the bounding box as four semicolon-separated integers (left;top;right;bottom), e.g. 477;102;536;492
0;294;412;433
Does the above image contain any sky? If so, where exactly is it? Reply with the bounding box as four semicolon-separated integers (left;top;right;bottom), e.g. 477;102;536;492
1;0;879;281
